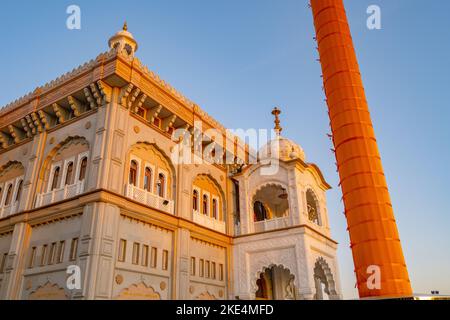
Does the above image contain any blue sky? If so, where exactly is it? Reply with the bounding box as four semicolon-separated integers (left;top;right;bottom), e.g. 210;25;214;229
1;0;449;299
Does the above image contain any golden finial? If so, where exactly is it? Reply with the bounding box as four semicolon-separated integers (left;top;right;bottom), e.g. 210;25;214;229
123;21;128;31
271;107;282;135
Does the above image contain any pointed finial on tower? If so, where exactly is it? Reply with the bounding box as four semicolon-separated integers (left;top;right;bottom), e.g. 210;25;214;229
271;107;282;136
123;21;128;31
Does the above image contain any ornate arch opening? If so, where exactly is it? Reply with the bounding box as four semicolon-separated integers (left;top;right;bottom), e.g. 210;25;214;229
306;188;321;226
114;282;161;300
253;264;297;300
126;142;176;200
251;183;289;222
313;257;338;300
192;174;226;223
0;161;25;212
38;136;90;193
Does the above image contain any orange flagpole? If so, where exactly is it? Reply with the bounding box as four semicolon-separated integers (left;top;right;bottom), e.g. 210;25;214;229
310;0;413;298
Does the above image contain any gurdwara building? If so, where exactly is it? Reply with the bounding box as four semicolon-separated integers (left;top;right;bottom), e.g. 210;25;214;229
0;25;342;300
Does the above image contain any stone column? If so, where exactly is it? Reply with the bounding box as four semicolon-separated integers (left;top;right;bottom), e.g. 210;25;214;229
21;131;47;212
89;87;129;194
0;222;32;299
74;202;121;300
175;228;190;299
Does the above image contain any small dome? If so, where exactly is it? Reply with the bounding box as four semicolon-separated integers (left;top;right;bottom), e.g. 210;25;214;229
108;22;138;56
259;136;305;162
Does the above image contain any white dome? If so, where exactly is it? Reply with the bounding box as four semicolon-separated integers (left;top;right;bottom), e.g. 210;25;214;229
259;136;305;162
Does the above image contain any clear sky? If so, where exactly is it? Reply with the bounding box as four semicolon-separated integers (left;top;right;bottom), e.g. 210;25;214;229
1;0;449;299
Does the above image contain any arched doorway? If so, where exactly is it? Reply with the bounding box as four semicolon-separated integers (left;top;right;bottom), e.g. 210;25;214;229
255;265;296;300
313;257;338;300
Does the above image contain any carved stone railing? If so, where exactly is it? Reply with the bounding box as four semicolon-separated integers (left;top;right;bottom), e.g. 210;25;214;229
193;210;226;233
253;216;292;233
0;202;19;218
125;184;174;215
35;180;85;208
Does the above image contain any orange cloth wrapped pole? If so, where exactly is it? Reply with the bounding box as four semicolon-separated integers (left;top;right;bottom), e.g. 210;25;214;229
310;0;412;298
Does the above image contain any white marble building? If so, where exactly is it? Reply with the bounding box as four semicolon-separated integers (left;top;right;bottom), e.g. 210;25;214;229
0;24;341;300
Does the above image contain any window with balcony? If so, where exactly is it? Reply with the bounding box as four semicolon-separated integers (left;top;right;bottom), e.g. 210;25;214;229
0;162;25;218
192;175;225;233
125;144;174;214
36;137;89;208
252;184;290;233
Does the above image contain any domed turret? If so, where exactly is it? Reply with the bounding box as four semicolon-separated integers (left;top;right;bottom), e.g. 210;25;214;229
108;22;138;56
259;107;306;161
259;136;306;162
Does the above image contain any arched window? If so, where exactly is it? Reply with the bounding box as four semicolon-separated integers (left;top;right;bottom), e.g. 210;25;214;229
253;201;268;222
51;167;60;191
4;184;13;206
65;162;74;186
212;199;218;219
193;190;199;211
306;189;320;225
15;180;23;203
144;167;152;192
202;194;209;215
129;160;138;186
157;173;165;198
79;157;87;181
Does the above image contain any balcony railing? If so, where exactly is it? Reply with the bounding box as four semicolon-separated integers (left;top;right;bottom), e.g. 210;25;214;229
253;216;291;233
125;184;174;215
193;210;226;233
0;202;19;218
35;180;85;208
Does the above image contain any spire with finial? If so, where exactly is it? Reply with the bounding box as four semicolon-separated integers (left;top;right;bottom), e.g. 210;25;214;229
123;21;128;31
271;107;282;136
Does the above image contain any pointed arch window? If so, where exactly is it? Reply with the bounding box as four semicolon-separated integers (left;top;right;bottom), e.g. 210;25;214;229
15;180;23;203
212;198;218;219
193;190;199;211
51;167;60;191
65;162;74;186
129;160;138;186
202;194;209;215
157;173;165;198
144;167;152;192
4;184;13;206
79;157;87;181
